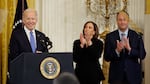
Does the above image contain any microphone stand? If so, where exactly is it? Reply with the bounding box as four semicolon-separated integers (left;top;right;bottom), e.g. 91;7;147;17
37;34;53;51
45;37;53;50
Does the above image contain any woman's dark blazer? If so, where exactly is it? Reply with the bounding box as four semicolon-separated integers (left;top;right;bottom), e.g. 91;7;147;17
73;38;105;84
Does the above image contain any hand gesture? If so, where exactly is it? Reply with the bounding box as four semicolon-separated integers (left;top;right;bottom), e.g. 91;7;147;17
116;40;124;52
122;37;131;51
80;33;86;48
84;34;92;46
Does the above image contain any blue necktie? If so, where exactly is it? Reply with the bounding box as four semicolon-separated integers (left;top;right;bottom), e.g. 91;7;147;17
30;32;36;53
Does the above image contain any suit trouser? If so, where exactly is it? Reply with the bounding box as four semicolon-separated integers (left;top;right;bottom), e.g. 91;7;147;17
110;80;129;84
110;72;129;84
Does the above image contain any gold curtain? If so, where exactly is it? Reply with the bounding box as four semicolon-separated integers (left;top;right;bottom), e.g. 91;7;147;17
0;0;35;84
146;0;150;14
0;1;17;84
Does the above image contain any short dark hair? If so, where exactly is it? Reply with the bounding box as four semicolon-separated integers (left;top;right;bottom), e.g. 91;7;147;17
83;21;99;39
53;72;80;84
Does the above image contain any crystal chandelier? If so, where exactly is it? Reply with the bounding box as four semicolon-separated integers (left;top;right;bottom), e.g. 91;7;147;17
86;0;128;33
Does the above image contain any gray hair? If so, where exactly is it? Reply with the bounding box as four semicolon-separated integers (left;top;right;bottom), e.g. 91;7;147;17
23;8;38;18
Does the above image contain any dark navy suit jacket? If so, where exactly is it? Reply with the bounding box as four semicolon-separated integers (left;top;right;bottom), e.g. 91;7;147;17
104;29;146;84
9;28;48;61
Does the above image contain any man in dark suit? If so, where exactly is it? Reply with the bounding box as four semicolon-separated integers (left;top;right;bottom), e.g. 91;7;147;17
9;8;48;61
104;11;146;84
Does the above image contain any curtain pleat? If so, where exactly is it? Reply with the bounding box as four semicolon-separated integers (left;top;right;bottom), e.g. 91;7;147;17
0;0;35;84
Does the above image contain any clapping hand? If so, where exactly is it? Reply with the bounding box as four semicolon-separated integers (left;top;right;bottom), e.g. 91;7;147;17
116;37;131;52
122;37;131;51
80;33;93;48
80;33;86;48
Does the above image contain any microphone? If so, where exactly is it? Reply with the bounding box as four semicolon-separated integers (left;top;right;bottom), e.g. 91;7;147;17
37;34;53;50
37;34;46;48
45;37;53;49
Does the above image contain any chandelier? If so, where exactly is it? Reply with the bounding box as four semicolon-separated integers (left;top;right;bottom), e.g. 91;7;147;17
86;0;128;33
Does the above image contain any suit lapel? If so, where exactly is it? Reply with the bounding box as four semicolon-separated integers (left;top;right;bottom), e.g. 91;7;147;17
127;29;133;38
35;30;43;51
22;28;33;52
111;30;120;48
127;29;134;46
115;30;120;41
35;30;39;50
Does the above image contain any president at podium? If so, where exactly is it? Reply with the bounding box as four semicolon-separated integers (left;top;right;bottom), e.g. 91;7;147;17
9;8;52;61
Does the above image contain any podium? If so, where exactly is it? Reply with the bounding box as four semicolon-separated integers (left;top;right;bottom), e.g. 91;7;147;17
9;52;74;84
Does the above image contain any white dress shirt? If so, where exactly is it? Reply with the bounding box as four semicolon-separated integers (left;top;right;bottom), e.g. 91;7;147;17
24;26;37;49
118;28;128;39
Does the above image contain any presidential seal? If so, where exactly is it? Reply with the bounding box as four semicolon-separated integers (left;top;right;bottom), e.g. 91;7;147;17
40;57;60;79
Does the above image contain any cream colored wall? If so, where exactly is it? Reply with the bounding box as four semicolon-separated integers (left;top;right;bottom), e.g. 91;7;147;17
35;0;88;52
128;0;145;29
144;14;150;84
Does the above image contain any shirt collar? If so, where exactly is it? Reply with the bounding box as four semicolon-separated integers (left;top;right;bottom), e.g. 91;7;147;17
24;26;35;34
118;28;129;38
